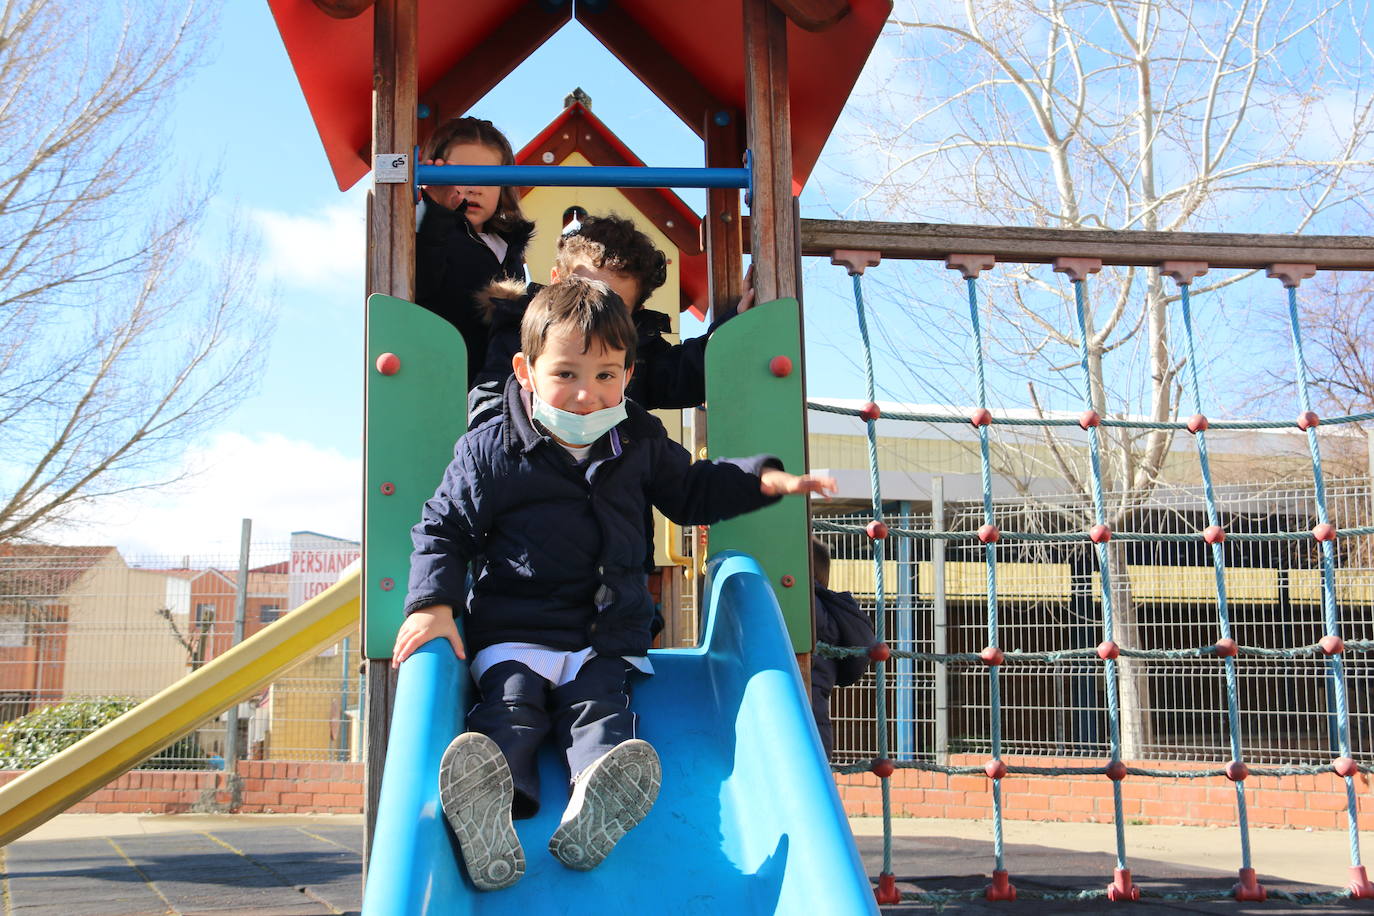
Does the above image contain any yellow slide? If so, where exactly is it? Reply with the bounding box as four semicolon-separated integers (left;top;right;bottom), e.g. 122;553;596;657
0;567;361;846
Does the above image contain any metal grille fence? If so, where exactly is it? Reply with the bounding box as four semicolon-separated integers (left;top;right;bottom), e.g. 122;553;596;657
818;475;1374;767
0;539;361;770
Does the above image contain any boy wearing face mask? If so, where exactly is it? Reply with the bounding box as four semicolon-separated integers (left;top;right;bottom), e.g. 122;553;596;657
394;276;835;891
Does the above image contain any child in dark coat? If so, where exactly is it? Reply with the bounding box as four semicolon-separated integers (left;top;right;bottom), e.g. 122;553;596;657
394;276;835;891
810;537;877;761
467;214;752;426
415;117;534;385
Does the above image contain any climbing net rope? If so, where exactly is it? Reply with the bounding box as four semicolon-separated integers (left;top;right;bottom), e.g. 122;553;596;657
813;254;1374;907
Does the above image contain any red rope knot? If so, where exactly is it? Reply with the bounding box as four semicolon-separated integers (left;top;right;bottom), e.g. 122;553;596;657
1313;523;1337;543
1097;640;1120;661
1078;409;1101;430
1089;524;1112;544
866;520;889;540
1224;760;1249;782
983;759;1007;780
1214;638;1239;658
871;758;895;779
1320;635;1345;656
1104;760;1128;782
1297;410;1321;431
859;401;881;422
969;407;993;428
977;524;1000;544
1202;525;1226;545
980;646;1005;666
1333;757;1359;778
1186;414;1209;434
868;642;891;663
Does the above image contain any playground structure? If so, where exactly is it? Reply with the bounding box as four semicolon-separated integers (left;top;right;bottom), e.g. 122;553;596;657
0;0;1373;912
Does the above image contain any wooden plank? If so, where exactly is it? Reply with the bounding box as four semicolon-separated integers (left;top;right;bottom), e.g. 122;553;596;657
744;0;799;303
703;109;744;320
782;218;1374;271
420;5;569;131
363;0;416;882
577;8;721;139
774;0;851;31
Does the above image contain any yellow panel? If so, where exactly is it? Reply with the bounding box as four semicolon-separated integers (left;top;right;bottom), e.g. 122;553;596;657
917;561;1071;599
1127;565;1276;602
1289;569;1374;605
830;558;900;595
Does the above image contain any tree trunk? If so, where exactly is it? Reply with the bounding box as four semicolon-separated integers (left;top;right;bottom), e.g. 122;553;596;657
1107;539;1151;758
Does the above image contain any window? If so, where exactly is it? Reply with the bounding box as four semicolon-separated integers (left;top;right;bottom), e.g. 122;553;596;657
0;619;25;648
259;605;282;624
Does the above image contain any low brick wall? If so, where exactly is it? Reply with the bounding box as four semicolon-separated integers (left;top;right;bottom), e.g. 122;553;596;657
0;761;364;815
835;754;1374;830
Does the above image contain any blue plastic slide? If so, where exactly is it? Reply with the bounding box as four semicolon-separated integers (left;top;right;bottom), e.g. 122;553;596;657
363;552;878;915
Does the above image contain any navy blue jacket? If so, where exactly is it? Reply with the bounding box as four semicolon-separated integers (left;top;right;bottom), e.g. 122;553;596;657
406;375;783;658
415;194;534;387
466;280;738;427
812;586;875;696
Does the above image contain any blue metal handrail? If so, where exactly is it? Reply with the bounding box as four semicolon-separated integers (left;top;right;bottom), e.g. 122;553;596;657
413;163;750;190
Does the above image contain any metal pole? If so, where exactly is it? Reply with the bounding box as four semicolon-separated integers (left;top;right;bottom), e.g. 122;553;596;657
895;500;915;759
414;164;751;190
932;477;949;764
226;518;251;769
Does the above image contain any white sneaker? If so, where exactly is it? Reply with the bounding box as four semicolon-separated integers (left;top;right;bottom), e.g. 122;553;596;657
438;732;525;891
548;739;661;871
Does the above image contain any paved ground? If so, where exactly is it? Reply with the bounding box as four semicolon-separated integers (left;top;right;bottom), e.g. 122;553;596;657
3;814;1373;914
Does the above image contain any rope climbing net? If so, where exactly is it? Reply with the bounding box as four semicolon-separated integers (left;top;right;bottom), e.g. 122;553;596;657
813;252;1374;907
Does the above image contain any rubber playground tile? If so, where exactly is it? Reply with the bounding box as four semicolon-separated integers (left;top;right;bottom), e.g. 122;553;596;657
204;826;361;911
2;838;172;914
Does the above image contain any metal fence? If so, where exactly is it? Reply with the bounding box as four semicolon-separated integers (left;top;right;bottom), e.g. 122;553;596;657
817;475;1374;767
0;540;361;770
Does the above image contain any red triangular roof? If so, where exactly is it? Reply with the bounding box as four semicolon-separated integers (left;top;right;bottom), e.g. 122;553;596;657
516;101;708;316
265;0;889;191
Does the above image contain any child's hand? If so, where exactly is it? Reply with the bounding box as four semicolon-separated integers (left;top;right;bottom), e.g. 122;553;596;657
392;604;466;667
760;469;838;498
737;264;757;312
420;158;465;212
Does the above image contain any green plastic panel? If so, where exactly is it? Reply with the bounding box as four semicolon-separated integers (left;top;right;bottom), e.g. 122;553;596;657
363;294;468;658
705;298;812;653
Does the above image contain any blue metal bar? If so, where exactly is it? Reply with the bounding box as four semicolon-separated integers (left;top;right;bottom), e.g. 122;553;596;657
414;163;751;190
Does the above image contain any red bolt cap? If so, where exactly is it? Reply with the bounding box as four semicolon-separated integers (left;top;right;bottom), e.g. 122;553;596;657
1313;523;1337;542
1203;525;1226;544
1320;635;1345;655
769;355;793;377
1225;760;1249;782
1105;760;1128;781
1079;409;1101;429
859;401;881;422
1097;640;1119;660
380;482;395;495
977;523;1000;544
1089;523;1112;543
379;577;395;592
1334;757;1359;778
1297;410;1320;431
1214;637;1238;657
969;407;993;428
868;642;891;663
375;352;401;375
871;758;895;779
875;873;901;905
984;759;1007;780
980;645;1005;666
866;520;889;540
780;575;795;588
1187;414;1209;434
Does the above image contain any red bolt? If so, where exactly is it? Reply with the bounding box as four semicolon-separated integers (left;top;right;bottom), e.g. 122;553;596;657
1214;637;1238;658
977;523;1000;544
875;873;901;905
780;575;795;588
1320;635;1345;655
1203;525;1226;544
1187;414;1209;434
1297;410;1320;431
866;520;889;540
1097;640;1119;660
380;482;395;495
1225;759;1249;782
379;577;395;592
984;759;1007;780
1079;409;1101;429
969;407;993;428
1313;523;1337;542
980;645;1005;666
871;758;895;779
1089;523;1111;544
1105;760;1128;781
859;401;881;422
768;355;792;377
868;642;891;663
375;352;401;375
1334;757;1359;778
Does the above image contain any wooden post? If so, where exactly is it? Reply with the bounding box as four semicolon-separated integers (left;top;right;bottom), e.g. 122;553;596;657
703;108;744;320
742;0;811;686
363;0;417;878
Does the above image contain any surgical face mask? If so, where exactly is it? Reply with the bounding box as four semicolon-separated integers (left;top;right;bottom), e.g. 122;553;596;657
531;391;627;445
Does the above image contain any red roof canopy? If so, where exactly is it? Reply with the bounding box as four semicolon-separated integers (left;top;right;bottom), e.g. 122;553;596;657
266;0;889;191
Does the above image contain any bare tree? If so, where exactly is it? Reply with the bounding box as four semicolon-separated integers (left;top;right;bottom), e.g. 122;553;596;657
0;0;267;543
844;0;1374;755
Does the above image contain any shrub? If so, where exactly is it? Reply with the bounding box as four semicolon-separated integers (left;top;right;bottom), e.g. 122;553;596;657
0;696;204;769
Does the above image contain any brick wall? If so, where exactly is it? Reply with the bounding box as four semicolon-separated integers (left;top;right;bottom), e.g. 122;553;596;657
835;754;1374;830
0;761;363;815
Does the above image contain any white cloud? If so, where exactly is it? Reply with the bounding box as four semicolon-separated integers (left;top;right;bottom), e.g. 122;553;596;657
37;432;361;563
251;186;369;294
